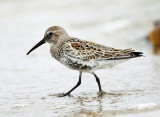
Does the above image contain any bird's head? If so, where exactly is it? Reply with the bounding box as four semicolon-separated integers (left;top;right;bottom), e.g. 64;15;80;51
26;26;68;55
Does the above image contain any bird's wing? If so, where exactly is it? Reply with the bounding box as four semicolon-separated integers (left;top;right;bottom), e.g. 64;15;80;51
63;38;143;61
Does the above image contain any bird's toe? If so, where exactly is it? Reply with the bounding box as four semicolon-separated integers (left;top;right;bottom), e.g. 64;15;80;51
57;93;69;97
98;91;106;97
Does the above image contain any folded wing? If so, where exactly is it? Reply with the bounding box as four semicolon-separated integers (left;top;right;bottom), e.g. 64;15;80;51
63;38;143;61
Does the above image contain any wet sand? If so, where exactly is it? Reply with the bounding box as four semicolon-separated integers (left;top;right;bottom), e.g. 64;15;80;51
0;0;160;117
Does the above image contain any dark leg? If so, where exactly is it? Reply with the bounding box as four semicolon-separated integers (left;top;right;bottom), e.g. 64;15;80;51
58;71;82;97
92;72;102;92
92;72;105;96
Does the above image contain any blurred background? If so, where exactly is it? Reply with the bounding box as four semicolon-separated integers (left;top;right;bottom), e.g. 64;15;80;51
0;0;160;117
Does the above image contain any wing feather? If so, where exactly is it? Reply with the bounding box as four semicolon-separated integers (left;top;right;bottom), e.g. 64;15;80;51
63;39;142;61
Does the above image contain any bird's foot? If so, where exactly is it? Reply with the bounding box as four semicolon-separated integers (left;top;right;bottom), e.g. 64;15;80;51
57;93;70;97
98;90;106;97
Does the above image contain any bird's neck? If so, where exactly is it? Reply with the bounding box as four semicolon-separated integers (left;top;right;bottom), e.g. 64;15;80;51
50;38;65;53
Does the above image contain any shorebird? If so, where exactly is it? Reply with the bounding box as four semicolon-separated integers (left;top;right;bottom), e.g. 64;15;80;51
27;26;143;97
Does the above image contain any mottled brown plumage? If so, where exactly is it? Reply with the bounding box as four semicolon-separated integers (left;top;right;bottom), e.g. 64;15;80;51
27;26;143;97
65;39;140;61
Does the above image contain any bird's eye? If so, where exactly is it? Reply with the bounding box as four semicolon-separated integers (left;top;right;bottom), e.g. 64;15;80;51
48;32;54;36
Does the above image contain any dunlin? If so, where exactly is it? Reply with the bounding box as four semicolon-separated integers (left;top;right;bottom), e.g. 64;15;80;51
27;26;143;97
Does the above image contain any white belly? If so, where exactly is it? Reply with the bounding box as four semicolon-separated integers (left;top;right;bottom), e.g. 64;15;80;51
94;59;129;70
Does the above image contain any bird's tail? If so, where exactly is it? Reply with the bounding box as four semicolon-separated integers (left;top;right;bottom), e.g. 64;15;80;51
130;52;144;57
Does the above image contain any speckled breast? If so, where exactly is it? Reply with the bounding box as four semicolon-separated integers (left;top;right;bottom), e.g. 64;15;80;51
50;49;94;72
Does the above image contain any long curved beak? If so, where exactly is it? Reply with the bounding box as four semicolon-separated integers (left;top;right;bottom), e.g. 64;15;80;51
26;38;45;55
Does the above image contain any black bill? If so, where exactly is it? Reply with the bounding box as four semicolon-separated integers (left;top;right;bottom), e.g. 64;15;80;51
26;39;45;55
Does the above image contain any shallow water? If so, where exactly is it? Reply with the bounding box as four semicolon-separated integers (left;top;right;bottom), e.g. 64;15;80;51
0;0;160;117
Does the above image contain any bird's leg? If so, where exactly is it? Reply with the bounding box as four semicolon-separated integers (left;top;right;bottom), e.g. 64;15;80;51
92;72;105;96
58;72;82;97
